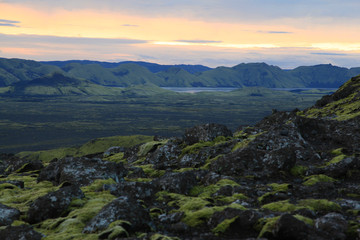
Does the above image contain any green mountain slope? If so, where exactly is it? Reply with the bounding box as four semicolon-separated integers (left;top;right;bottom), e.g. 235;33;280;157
290;64;360;88
0;58;63;86
300;74;360;120
156;67;200;87
5;73;124;96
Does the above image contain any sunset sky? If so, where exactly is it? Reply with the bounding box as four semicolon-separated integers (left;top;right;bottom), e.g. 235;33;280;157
1;0;360;68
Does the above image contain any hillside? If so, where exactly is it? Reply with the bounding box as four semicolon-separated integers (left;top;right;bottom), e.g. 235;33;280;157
0;75;359;239
3;73;124;96
2;58;360;88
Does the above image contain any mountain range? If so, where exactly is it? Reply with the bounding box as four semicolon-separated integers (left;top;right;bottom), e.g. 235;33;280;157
1;57;360;89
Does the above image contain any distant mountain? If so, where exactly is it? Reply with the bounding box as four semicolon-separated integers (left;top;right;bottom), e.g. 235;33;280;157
2;58;360;89
290;64;360;88
5;73;123;96
41;60;212;74
0;58;63;86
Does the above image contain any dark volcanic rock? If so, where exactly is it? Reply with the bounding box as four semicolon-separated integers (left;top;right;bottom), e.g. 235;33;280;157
27;185;84;224
0;153;43;175
155;171;203;195
273;214;309;240
315;213;348;240
37;157;128;186
145;140;182;170
183;123;232;145
209;209;262;238
110;181;159;203
83;196;151;233
0;225;43;240
0;203;20;226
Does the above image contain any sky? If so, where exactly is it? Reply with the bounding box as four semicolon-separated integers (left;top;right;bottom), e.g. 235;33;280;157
1;0;360;68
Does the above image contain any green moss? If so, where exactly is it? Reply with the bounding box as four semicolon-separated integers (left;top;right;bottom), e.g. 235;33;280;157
212;216;238;235
303;174;336;186
138;140;167;157
37;189;116;240
326;154;347;166
98;220;131;239
83;178;116;192
257;216;280;238
190;179;240;198
298;199;341;212
103;152;126;163
290;165;308;177
16;135;153;163
216;193;247;204
137;164;165;178
182;141;215;155
0;182;18;190
157;191;246;228
293;214;314;226
150;233;180;240
11;220;29;226
331;148;343;155
125;177;152;182
232;131;265;152
150;208;163;218
346;220;360;239
261;200;300;212
0;174;58;212
258;183;289;203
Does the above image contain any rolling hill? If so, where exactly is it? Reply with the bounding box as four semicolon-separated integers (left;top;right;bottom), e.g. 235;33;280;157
1;58;360;88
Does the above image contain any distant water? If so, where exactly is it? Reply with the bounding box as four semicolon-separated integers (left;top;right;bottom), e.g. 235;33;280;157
162;87;337;93
270;88;337;91
162;87;238;93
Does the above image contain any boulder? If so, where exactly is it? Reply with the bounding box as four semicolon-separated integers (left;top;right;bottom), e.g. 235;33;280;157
110;181;159;203
27;185;84;224
37;157;128;186
209;209;261;238
0;225;43;240
0;203;20;226
145;140;182;170
83;196;151;233
273;214;309;240
0;153;43;175
155;171;202;195
183;123;232;145
315;213;348;240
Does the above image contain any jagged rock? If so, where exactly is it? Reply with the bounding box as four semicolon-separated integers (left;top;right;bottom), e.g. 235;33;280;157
103;146;125;157
27;185;84;224
183;123;232;145
155;171;202;194
0;153;43;175
209;209;261;238
37;157;128;186
127;167;147;179
83;196;150;233
0;203;20;226
145;140;182;170
315;213;348;240
110;181;159;203
0;225;43;240
273;214;309;240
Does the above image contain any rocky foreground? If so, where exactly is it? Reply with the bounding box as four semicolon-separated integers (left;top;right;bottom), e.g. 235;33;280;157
0;76;360;240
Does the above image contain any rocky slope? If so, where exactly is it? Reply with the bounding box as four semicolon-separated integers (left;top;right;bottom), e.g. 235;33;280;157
0;76;360;239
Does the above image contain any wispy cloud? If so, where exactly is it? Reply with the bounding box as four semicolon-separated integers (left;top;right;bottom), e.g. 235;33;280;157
258;31;293;34
175;40;223;44
0;33;148;45
0;18;20;27
121;24;139;27
311;52;348;56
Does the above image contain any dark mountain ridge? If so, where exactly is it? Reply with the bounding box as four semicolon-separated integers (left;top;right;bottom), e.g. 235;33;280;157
1;57;360;88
